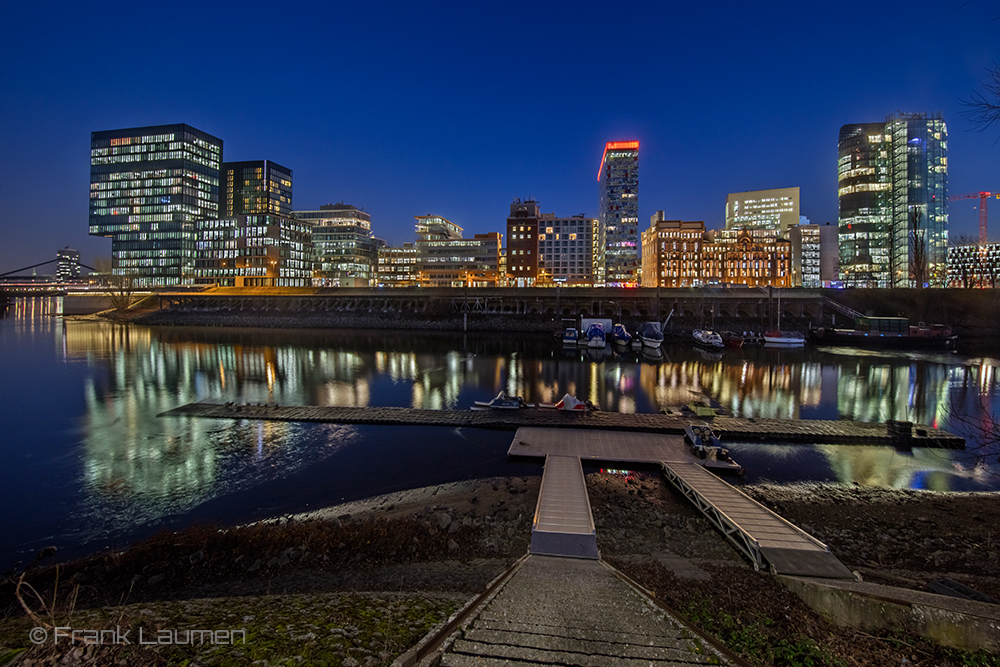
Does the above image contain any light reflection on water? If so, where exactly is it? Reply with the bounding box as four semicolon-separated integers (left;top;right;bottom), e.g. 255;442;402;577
3;297;1000;568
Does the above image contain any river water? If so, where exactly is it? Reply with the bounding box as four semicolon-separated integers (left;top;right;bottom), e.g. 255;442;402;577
2;297;998;570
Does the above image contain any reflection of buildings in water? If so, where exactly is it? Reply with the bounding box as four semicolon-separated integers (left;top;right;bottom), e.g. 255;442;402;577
837;359;951;427
816;444;970;491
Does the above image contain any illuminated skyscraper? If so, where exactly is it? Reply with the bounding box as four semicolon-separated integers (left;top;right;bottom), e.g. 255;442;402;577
89;124;223;286
598;140;640;287
221;160;292;216
294;203;376;286
838;112;948;287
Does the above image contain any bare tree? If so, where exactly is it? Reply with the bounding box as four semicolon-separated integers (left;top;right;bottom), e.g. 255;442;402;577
104;273;138;311
963;62;1000;137
909;207;928;288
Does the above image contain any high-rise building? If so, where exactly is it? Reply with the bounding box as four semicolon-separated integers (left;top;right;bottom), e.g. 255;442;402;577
413;215;500;287
194;214;313;287
56;247;81;282
725;187;800;234
293;203;376;286
641;213;705;287
598;140;640;287
838;112;948;287
89;124;223;286
222;160;292;216
506;199;540;286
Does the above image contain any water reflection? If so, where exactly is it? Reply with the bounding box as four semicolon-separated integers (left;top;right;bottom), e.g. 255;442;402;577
5;299;1000;567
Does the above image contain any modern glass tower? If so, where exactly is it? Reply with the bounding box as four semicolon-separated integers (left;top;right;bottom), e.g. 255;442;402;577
838;113;948;287
89;124;223;286
293;203;376;286
221;160;292;216
598;140;640;287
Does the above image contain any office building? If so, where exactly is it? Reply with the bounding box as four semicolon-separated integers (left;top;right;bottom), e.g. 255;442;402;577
948;243;1000;288
413;215;500;287
56;247;81;282
598;140;640;287
788;223;839;287
838;112;948;287
222;160;292;216
726;187;800;234
377;243;421;287
641;213;706;287
89;124;223;286
194;214;313;287
293;203;376;286
538;213;597;286
506;199;540;286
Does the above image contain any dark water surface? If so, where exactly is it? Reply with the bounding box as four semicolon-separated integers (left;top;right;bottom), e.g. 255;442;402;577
2;297;998;569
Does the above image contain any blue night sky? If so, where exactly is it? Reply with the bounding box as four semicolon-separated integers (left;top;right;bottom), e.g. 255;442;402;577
0;0;997;273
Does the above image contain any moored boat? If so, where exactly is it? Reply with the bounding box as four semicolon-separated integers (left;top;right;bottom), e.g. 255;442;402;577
562;327;580;346
763;330;806;346
809;318;957;350
720;331;744;348
538;393;597;411
636;321;664;349
692;329;724;350
684;421;743;474
611;323;632;347
586;323;606;348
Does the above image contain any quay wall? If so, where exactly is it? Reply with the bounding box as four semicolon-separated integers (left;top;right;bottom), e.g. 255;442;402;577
105;286;999;339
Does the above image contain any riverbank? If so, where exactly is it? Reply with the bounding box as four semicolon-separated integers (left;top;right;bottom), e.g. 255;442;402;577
2;475;998;665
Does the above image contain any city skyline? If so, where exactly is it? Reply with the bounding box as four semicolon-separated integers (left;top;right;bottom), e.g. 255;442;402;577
1;0;998;273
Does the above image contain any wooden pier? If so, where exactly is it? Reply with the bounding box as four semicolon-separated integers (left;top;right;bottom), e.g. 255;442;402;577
511;427;853;578
160;402;964;448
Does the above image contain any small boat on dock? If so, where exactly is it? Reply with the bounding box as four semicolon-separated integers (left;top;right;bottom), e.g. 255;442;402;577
537;393;597;412
473;391;533;410
684;421;743;475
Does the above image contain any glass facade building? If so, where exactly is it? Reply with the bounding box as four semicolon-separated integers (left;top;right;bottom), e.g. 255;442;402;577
56;247;81;281
222;160;292;217
89;124;223;287
838;113;948;287
194;214;313;287
538;213;597;286
598;141;640;287
293;203;376;287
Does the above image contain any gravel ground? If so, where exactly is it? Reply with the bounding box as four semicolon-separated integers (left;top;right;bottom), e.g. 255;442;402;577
3;473;999;666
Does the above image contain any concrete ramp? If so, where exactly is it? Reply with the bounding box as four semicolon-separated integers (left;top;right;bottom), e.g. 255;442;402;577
529;455;599;559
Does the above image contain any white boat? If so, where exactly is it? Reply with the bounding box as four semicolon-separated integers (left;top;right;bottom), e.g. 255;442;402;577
636;321;664;349
692;329;724;350
537;393;595;412
763;330;806;346
585;323;606;348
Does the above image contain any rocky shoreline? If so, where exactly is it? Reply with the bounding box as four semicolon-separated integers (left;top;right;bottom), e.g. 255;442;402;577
3;474;999;666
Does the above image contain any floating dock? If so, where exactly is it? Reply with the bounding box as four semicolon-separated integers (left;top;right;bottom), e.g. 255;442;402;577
511;427;853;578
160;402;964;448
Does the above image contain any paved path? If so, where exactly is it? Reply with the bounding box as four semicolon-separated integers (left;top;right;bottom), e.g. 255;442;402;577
160;402;963;447
439;555;731;666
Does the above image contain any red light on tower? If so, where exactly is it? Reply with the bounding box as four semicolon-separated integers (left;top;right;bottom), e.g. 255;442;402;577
598;140;640;181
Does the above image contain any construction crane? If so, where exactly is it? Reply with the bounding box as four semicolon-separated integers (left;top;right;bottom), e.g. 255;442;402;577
948;191;1000;245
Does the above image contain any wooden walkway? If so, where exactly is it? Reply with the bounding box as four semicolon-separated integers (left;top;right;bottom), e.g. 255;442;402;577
160;402;964;448
511;427;853;578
